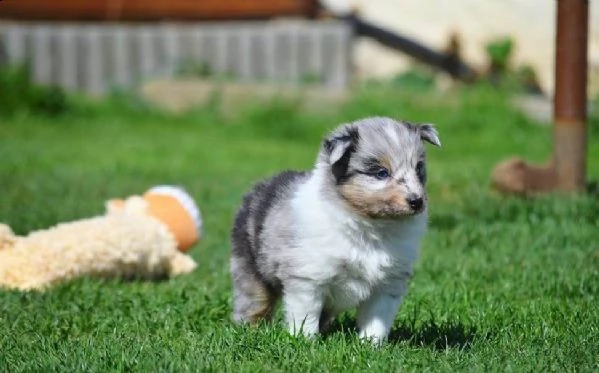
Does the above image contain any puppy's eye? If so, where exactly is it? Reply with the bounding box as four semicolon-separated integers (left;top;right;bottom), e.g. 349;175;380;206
416;161;424;173
375;169;390;180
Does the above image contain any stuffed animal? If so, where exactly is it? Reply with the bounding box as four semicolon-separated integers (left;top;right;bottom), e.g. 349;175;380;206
0;185;202;291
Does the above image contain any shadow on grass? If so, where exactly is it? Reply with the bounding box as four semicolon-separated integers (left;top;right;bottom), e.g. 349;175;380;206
324;316;480;351
388;320;479;350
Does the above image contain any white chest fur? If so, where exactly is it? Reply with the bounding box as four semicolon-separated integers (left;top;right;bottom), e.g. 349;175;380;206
290;173;427;313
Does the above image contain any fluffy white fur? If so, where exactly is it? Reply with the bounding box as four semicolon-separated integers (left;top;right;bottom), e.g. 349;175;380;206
285;164;427;343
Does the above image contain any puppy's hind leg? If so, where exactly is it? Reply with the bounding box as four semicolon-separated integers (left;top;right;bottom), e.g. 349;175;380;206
231;256;276;324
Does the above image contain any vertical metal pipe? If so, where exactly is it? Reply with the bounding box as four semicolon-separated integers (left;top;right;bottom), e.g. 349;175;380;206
553;0;589;191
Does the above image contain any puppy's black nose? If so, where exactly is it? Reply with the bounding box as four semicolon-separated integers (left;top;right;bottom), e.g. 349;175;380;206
407;195;424;211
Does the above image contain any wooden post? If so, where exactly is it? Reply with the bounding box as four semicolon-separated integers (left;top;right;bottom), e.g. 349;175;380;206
491;0;589;196
553;0;589;192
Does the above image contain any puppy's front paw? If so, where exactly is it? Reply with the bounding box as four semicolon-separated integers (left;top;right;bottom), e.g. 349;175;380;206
283;282;324;339
359;329;387;346
288;323;319;339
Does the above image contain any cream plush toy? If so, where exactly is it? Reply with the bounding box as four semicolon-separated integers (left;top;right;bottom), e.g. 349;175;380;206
0;186;202;291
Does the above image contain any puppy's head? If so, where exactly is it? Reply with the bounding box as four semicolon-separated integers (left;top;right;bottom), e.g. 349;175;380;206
319;117;441;219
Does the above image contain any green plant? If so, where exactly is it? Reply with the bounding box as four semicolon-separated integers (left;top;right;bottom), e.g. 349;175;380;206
0;65;69;116
485;37;514;72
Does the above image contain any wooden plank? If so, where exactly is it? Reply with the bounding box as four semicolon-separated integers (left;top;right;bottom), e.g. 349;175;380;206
239;27;252;81
331;26;351;88
190;27;204;62
0;0;319;21
32;26;51;84
160;24;180;76
265;26;277;80
215;28;229;76
112;26;131;87
310;26;323;76
85;27;104;94
288;26;299;82
248;31;267;80
4;24;27;64
58;26;78;90
138;27;156;78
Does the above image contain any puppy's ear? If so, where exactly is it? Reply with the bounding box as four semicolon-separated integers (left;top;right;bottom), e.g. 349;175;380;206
325;135;353;165
324;126;359;163
324;127;359;181
419;124;441;147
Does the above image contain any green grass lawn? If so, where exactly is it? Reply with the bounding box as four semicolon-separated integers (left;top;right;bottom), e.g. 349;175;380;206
1;83;598;372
